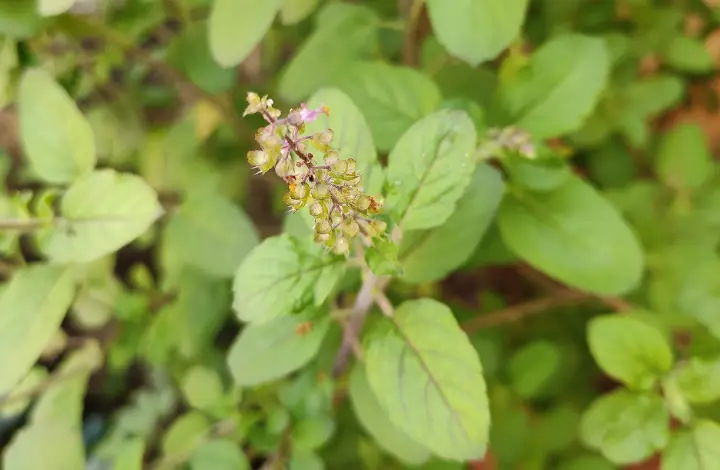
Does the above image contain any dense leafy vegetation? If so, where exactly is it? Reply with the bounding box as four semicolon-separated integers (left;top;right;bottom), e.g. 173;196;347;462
2;0;720;469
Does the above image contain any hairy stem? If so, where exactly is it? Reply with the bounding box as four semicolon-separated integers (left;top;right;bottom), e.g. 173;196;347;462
0;218;51;232
332;271;390;378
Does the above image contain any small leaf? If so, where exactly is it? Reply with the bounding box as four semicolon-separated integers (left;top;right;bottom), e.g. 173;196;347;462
349;365;431;465
288;451;324;470
313;262;346;307
113;438;145;470
663;36;715;74
232;235;342;324
181;366;225;412
580;389;669;465
18;68;96;184
0;2;46;38
40;169;163;264
165;188;259;278
0;264;74;396
37;0;75;16
399;164;504;284
672;356;720;404
588;314;673;390
331;61;442;151
386;109;477;231
365;238;403;277
209;0;283;68
292;416;335;451
227;310;330;387
191;439;250;470
278;3;380;101
425;0;528;66
661;420;720;470
280;0;320;25
3;422;85;470
162;411;211;457
364;298;490;461
507;340;562;399
656;123;712;191
498;174;644;295
503;34;610;139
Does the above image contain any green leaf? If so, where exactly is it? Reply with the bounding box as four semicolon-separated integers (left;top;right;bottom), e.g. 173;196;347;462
0;367;48;417
580;389;669;465
0;0;46;38
278;4;380;102
661;420;720;470
292;416;335;451
672;356;720;404
181;365;225;412
40;169;163;264
162;411;211;457
30;340;102;425
364;298;490;461
365;238;403;277
386;109;477;231
399;164;504;284
3;422;85;470
288;451;324;470
502;147;571;192
37;0;75;16
280;0;320;25
503;34;610;139
113;438;145;470
331;61;442;151
191;439;250;470
227;310;330;387
425;0;528;66
498;174;644;295
588;314;673;390
232;235;342;324
165;188;259;278
304;87;381;194
313;261;345;307
560;454;617;470
209;0;283;68
663;36;714;74
18;68;96;184
656;123;712;191
349;365;431;465
507;340;562;399
0;264;74;396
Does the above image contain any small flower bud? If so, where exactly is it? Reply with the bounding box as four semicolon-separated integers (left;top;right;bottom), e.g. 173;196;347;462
342;219;360;238
309;201;324;217
355;195;371;212
315;219;332;234
333;237;350;255
311;183;330;199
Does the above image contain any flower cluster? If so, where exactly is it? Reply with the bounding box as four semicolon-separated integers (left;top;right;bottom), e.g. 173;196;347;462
478;127;536;161
243;92;387;255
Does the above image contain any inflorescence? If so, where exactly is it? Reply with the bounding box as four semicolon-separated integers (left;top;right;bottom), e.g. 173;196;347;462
243;92;387;255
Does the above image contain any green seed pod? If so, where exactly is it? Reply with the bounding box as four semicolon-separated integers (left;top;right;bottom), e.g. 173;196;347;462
333;236;350;255
371;220;387;234
345;158;357;174
345;175;362;186
275;157;295;178
357;218;376;237
314;232;331;243
331;214;343;226
328;185;345;203
330;160;348;176
309;201;324;217
291;182;308;200
343;219;360;238
355;195;371;212
324;153;339;167
315;219;332;234
311;183;331;199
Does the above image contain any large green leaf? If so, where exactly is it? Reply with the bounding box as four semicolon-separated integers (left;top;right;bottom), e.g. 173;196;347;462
3;422;85;470
587;314;673;390
40;169;163;264
18;68;96;184
656;123;712;191
386;109;477;231
209;0;283;67
364;298;490;461
349;365;431;465
399;164;504;283
331;61;442;151
278;3;380;101
581;389;669;465
497;174;644;295
503;34;610;139
425;0;528;66
662;420;720;470
0;264;74;396
190;439;250;470
232;235;342;324
227;310;330;387
165;188;259;278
